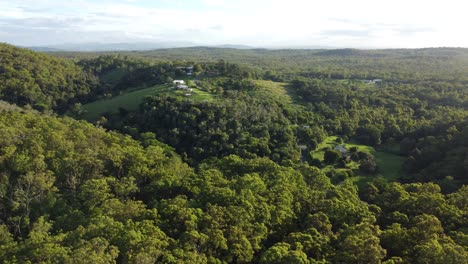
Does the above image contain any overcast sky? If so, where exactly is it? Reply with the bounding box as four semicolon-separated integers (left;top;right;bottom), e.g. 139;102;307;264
0;0;467;48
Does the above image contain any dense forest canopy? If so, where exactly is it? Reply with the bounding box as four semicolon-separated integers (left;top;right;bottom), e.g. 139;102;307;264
1;107;468;263
53;47;468;82
0;44;97;112
0;44;468;263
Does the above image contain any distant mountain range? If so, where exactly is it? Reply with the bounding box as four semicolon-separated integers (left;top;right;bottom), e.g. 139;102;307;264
27;42;197;52
25;42;335;52
25;42;259;52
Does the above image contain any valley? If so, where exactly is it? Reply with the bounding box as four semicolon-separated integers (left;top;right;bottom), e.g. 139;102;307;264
0;43;467;263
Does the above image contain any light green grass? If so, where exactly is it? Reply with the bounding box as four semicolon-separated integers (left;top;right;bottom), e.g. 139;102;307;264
312;136;340;160
355;141;405;181
311;136;405;181
81;84;214;121
374;151;405;181
252;80;292;103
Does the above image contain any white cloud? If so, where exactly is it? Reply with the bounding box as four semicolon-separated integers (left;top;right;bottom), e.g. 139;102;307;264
0;0;467;47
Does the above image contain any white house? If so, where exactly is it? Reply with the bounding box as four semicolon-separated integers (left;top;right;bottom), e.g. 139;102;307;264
175;84;193;92
173;80;185;85
363;79;383;84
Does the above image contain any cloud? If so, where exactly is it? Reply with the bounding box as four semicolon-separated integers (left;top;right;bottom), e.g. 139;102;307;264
201;0;230;7
320;29;371;38
397;26;435;37
0;0;466;48
209;24;224;31
0;17;84;30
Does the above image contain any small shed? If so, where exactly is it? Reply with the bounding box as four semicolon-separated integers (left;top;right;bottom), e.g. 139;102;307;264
175;84;189;90
334;145;348;155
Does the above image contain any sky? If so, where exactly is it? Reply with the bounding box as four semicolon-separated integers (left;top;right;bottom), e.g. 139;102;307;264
0;0;467;48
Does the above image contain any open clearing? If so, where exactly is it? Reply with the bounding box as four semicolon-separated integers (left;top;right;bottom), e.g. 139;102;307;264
252;80;292;103
81;84;214;121
311;136;405;181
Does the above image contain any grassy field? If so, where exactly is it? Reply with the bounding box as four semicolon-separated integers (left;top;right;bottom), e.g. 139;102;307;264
374;151;405;181
81;84;214;121
311;136;405;181
252;80;292;103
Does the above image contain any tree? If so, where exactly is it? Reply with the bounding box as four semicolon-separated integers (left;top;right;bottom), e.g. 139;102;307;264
67;238;119;264
323;150;341;164
0;225;17;261
10;171;56;236
21;217;70;263
359;158;377;174
193;64;203;73
332;222;386;264
356;126;382;146
260;242;309;264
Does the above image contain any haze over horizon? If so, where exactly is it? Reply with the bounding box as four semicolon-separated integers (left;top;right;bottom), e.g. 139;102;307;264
1;0;467;49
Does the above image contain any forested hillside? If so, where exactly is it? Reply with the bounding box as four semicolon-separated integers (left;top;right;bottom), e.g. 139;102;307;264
1;106;468;263
54;47;468;82
0;45;468;263
0;44;194;114
0;44;97;112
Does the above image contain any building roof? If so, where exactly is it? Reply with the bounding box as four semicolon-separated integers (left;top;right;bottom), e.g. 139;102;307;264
334;145;348;153
173;80;185;84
